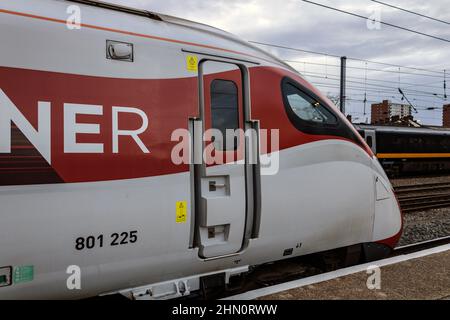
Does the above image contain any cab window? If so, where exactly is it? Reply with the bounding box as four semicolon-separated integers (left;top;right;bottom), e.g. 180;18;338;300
283;82;337;125
280;77;364;144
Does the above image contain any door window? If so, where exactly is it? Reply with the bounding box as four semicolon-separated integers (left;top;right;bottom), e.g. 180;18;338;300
210;79;239;150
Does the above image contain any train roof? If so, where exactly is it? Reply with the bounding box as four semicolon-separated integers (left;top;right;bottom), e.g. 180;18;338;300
66;0;297;73
354;124;450;135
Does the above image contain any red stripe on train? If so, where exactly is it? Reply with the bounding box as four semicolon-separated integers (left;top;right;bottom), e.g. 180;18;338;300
0;66;370;185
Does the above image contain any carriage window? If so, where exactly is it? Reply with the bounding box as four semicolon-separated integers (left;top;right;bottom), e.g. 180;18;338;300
210;79;239;150
283;83;337;125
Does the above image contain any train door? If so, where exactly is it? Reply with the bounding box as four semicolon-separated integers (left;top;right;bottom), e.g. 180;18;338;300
364;129;377;154
193;60;256;259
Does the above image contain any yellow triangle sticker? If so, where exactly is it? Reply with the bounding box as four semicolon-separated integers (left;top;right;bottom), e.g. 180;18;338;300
176;201;188;223
186;55;198;72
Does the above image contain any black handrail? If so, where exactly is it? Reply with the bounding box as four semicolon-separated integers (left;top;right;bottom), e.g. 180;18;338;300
66;0;162;21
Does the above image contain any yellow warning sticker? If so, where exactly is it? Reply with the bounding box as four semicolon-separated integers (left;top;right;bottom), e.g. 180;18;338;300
176;201;188;223
186;55;198;72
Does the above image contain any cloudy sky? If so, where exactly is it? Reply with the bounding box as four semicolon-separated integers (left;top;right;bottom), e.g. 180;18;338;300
107;0;450;125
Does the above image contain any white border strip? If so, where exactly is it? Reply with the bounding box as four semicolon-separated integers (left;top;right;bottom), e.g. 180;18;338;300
224;244;450;300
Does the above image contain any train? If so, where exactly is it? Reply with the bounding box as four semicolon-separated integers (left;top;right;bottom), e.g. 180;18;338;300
0;0;402;299
356;124;450;177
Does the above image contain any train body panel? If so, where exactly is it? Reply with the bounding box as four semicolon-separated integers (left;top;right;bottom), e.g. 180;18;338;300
0;0;401;299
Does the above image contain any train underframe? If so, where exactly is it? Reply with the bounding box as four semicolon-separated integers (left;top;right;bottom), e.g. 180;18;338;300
112;241;393;300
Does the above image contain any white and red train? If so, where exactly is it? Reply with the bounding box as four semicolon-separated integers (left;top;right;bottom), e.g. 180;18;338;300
0;0;402;299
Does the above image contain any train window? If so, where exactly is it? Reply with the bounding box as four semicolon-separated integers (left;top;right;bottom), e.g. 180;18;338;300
280;77;364;146
282;82;337;125
210;79;239;150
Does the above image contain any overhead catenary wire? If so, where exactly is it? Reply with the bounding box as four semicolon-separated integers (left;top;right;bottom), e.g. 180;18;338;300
298;71;447;97
364;62;368;115
445;70;448;100
298;69;444;89
370;0;450;25
342;92;441;106
300;70;444;90
282;65;443;106
313;86;442;106
311;80;447;101
402;79;445;89
284;59;446;79
300;0;450;43
398;88;418;113
249;41;448;75
343;96;436;110
284;57;448;100
346;106;441;120
321;91;443;114
249;16;449;124
310;82;446;107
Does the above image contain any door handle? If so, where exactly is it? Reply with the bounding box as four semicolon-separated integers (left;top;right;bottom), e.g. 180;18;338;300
209;181;226;191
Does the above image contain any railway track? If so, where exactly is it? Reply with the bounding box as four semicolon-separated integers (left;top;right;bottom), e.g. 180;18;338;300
394;182;450;213
394;182;450;194
393;235;450;255
224;238;450;300
398;194;450;213
217;237;450;300
215;236;450;300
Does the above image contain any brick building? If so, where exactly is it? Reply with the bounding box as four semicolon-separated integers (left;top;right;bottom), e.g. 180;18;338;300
444;104;450;128
371;100;412;124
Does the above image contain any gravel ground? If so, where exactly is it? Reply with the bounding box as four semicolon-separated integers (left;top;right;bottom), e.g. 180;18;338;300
390;175;450;188
397;207;450;246
390;175;450;246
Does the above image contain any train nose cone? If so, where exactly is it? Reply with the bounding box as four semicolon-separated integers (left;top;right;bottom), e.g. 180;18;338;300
373;176;403;249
